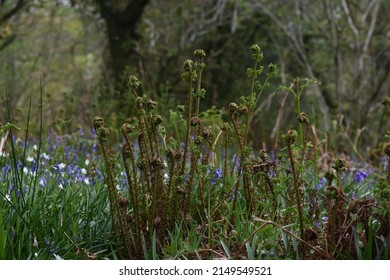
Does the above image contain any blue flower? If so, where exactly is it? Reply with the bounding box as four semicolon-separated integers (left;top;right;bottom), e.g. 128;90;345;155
211;169;222;185
317;177;326;190
229;190;241;201
354;170;368;183
54;163;66;170
39;178;47;187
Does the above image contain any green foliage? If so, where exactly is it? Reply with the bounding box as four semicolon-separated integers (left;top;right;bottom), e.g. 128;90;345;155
89;46;390;260
1;45;390;260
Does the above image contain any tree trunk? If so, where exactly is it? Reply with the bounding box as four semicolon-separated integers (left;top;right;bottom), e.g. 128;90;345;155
96;0;150;90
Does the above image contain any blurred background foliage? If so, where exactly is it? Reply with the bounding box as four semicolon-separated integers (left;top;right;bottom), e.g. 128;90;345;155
1;0;390;155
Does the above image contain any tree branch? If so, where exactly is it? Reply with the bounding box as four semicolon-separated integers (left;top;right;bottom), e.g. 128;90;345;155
362;0;380;56
341;0;359;39
0;0;27;25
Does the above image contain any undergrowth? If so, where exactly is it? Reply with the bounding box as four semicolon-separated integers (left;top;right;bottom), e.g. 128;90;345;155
1;45;389;259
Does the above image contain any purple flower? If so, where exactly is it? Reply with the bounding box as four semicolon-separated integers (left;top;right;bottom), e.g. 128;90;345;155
354;170;368;183
39;177;47;187
232;154;241;170
211;169;222;185
79;127;85;137
317;177;326;190
229;190;241;201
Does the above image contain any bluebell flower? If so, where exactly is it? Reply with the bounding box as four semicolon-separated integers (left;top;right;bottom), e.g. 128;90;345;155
41;153;50;160
84;178;91;185
54;163;66;170
39;178;47;187
57;177;68;190
229;190;241;201
317;177;326;190
31;162;38;174
65;165;73;175
79;127;85;137
211;169;222;185
354;170;368;183
92;142;98;153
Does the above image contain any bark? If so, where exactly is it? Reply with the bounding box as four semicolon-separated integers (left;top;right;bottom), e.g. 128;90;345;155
96;0;150;89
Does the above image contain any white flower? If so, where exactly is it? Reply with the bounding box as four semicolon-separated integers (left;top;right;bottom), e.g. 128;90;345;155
33;144;38;151
85;159;90;166
58;163;66;169
4;194;11;202
42;153;50;160
84;178;90;185
81;168;87;175
59;184;64;190
163;173;169;183
23;167;29;175
27;156;34;162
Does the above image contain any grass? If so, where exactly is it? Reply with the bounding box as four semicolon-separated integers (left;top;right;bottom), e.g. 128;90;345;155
1;45;390;260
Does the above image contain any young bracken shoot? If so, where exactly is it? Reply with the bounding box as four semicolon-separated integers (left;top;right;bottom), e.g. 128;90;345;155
1;45;389;260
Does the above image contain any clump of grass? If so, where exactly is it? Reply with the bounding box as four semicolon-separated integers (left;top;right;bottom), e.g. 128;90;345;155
0;82;124;260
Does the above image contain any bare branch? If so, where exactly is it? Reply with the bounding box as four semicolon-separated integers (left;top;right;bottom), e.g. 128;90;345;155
362;0;380;56
362;0;377;24
341;0;359;38
252;0;331;129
